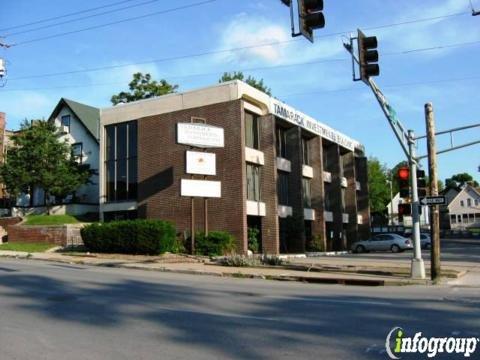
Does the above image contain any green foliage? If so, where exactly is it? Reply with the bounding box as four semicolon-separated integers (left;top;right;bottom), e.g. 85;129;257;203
218;255;259;267
24;215;80;225
368;157;390;213
194;231;236;256
0;242;57;252
81;219;176;255
247;227;260;253
306;235;325;252
111;72;178;105
445;173;479;189
219;71;272;95
0;120;92;211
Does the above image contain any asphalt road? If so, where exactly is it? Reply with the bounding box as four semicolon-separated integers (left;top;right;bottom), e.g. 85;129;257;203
0;258;479;360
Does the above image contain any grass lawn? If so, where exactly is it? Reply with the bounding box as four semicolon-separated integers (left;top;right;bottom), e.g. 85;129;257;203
0;242;57;252
23;214;80;226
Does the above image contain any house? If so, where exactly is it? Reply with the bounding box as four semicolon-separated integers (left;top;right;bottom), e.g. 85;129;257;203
386;192;429;227
99;80;370;254
12;98;100;217
441;184;480;229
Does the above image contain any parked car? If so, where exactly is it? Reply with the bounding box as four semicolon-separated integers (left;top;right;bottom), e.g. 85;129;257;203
351;233;413;253
419;233;431;249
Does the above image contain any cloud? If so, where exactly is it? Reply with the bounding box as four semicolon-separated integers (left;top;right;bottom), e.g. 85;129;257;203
0;91;54;129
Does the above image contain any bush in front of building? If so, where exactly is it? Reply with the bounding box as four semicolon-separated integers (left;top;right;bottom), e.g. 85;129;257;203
81;219;176;255
194;231;236;256
306;235;325;252
247;227;260;253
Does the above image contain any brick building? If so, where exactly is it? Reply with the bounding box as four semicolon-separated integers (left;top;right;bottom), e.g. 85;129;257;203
99;80;370;254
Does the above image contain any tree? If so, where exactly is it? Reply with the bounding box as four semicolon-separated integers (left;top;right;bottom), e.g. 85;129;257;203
111;72;178;105
0;120;92;214
367;157;391;214
219;71;272;95
445;173;479;189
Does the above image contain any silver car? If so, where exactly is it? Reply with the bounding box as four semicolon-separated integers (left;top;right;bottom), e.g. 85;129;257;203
352;233;413;253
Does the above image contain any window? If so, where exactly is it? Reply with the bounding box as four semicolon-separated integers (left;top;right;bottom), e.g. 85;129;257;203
276;126;287;158
467;199;472;207
277;171;289;205
457;215;462;223
61;115;71;133
460;200;464;207
475;199;479;206
322;147;329;171
303;178;311;208
71;143;83;164
105;121;137;202
469;214;475;223
463;214;468;222
302;137;310;165
246;164;261;201
450;214;457;224
245;112;259;149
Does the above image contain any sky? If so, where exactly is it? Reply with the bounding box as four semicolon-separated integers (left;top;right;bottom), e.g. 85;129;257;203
0;0;479;183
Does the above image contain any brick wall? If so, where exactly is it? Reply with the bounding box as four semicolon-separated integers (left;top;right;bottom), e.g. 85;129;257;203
259;114;279;254
137;100;248;253
344;152;358;247
0;217;22;229
7;224;83;246
310;136;326;249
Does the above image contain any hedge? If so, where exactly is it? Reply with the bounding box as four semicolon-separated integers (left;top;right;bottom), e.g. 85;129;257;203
81;219;176;255
194;231;236;256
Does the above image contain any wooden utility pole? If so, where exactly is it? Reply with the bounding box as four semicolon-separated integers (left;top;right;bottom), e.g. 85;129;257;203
425;103;440;281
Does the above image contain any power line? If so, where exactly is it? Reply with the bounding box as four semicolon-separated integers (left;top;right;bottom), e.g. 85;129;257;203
10;0;217;46
0;0;138;32
7;38;480;81
5;0;163;38
2;69;480;95
7;7;470;47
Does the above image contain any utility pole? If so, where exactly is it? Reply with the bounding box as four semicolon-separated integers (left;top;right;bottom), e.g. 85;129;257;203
425;103;440;282
408;130;426;279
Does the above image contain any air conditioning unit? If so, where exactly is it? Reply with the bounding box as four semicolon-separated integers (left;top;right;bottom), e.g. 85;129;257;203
62;125;69;134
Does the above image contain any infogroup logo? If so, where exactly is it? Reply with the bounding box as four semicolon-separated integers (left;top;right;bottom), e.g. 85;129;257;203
385;327;479;359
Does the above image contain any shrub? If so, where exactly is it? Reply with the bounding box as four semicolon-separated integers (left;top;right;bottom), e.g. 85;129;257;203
247;227;260;253
218;255;259;267
306;235;325;252
194;231;236;256
81;219;176;255
261;255;285;266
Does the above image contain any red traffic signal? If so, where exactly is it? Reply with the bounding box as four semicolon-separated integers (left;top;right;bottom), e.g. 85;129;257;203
398;167;409;180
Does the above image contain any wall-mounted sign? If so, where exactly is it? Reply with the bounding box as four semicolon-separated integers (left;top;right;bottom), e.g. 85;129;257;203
186;151;216;175
271;100;362;152
177;123;224;148
181;179;221;198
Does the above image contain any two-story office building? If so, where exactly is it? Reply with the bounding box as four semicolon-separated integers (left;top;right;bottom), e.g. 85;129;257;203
99;81;370;254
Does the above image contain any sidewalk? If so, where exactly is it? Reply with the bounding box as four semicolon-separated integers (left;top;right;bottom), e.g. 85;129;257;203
0;250;466;286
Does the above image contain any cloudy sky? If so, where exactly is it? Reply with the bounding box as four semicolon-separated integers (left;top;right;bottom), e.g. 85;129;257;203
0;0;479;182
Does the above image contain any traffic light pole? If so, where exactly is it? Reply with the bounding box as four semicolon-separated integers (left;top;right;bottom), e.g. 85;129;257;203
408;130;426;279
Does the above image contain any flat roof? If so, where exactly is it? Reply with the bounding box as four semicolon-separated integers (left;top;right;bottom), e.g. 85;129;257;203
101;80;363;152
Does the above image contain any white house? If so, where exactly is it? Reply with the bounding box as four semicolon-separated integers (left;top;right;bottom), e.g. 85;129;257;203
386;192;429;227
13;98;100;216
442;185;480;229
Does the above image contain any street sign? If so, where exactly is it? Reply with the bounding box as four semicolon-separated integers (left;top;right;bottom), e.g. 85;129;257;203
420;196;446;206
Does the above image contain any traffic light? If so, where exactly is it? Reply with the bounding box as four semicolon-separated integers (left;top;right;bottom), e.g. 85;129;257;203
398;203;412;216
298;0;325;43
398;167;410;198
357;29;379;82
417;169;427;197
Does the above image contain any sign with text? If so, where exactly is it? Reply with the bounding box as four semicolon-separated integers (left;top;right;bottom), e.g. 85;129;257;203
181;179;221;198
186;151;216;176
271;100;362;151
420;196;446;206
177;123;224;148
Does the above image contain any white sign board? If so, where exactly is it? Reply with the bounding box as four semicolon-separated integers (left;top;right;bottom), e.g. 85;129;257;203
177;123;224;148
186;151;216;175
420;196;446;206
271;100;362;152
181;179;221;198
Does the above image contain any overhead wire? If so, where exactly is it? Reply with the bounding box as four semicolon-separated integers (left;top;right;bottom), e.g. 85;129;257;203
0;0;138;32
